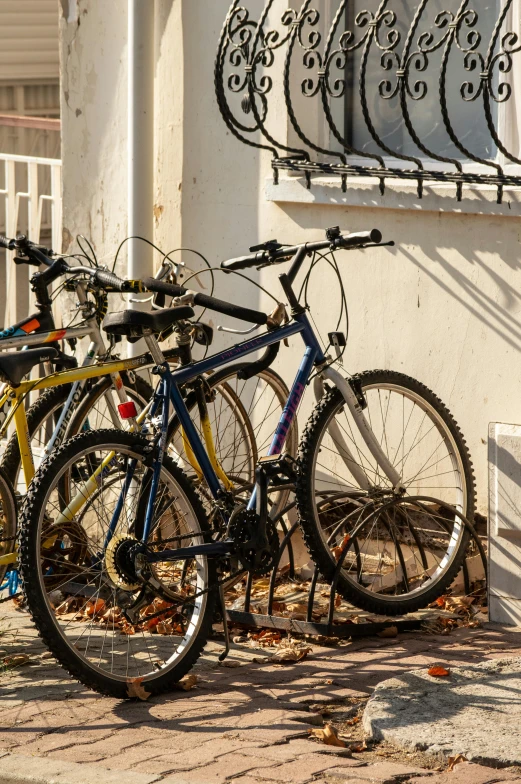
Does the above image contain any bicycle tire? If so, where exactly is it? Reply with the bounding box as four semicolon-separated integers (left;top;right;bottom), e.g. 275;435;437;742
19;429;217;698
296;370;475;615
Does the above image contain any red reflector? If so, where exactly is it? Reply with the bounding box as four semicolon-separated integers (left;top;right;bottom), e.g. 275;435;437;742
118;401;138;419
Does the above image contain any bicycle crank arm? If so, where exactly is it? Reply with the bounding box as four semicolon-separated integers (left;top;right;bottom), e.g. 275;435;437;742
145;541;234;563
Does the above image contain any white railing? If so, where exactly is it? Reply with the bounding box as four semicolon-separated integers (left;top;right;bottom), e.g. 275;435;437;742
0;152;62;326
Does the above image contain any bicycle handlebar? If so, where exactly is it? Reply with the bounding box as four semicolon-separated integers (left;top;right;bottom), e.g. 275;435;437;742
0;234;54;267
90;268;136;293
0;235;14;250
142;277;268;326
221;229;383;272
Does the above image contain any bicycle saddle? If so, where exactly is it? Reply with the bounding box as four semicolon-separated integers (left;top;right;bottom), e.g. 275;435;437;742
0;347;60;387
103;306;195;342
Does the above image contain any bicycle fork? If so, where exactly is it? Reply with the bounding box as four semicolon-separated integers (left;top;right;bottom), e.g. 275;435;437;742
314;367;405;494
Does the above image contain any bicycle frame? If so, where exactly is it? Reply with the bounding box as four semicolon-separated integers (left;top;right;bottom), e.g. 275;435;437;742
71;307;405;567
0;282;126;438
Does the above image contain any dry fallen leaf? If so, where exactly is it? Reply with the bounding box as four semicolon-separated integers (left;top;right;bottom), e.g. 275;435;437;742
176;674;198;690
286;603;309;615
346;716;360;726
86;599;105;618
332;534;351;562
126;677;151;700
270;645;312;664
350;740;368;753
2;654;30;669
310;723;346;748
447;753;467;771
428;666;450;677
378;625;398;639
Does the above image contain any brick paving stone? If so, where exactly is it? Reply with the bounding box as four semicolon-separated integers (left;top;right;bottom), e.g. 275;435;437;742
19;728;116;756
44;745;110;764
172;753;279;783
239;739;362;762
326;761;429;782
408;763;521;784
249;753;368;783
325;772;386;783
134;737;265;771
100;746;169;771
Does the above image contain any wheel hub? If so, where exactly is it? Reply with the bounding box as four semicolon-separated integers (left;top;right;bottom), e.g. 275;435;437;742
105;534;141;591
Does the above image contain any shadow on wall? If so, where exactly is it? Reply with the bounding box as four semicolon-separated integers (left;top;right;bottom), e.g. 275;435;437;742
279;199;521;354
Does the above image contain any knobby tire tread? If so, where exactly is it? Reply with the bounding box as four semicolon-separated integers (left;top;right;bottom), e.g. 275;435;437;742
295;369;476;616
19;429;217;699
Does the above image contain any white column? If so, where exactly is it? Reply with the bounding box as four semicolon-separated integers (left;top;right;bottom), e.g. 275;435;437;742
128;0;154;355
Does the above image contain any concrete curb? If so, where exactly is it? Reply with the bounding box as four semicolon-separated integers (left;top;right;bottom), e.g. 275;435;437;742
0;751;189;784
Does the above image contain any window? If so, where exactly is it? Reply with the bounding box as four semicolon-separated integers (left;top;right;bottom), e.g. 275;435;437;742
216;0;521;201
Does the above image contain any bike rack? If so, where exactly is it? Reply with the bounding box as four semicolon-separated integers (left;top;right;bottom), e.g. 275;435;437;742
226;494;487;639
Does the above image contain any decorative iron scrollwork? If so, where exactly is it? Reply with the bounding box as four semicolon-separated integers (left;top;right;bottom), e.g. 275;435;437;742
216;0;521;203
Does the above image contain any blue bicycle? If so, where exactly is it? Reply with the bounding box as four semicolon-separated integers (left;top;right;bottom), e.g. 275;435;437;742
19;227;474;698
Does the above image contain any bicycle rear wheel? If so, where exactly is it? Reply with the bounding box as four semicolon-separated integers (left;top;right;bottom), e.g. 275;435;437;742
19;430;216;698
296;370;475;615
167;366;297;514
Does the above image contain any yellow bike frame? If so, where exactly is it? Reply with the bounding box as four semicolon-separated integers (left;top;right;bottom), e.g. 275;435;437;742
0;353;231;567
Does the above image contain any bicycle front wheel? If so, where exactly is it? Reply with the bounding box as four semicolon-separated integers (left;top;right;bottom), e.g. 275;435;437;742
296;370;475;615
19;429;216;698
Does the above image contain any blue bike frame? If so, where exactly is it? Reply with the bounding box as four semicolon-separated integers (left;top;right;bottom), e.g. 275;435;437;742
115;309;326;565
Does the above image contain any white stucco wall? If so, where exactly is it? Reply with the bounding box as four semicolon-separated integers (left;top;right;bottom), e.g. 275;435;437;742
59;0;521;514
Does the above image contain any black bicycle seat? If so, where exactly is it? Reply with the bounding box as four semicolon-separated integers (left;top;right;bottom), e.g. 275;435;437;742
103;306;195;342
0;347;60;387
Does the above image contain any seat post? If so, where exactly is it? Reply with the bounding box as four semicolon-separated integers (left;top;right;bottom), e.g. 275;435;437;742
144;331;167;367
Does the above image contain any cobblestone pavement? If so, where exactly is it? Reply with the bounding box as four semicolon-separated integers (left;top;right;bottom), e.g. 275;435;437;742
0;602;520;783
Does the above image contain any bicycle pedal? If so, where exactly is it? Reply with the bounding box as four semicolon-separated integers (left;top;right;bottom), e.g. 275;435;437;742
257;453;296;482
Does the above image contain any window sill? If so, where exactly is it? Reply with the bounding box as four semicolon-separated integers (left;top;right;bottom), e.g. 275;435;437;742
265;174;521;217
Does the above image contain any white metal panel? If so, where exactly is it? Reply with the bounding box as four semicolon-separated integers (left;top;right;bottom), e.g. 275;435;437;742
0;0;59;82
488;422;521;626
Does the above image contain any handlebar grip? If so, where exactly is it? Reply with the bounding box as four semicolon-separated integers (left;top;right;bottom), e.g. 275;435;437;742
0;236;13;250
143;278;186;298
94;269;129;292
143;277;268;326
337;229;382;248
221;251;267;271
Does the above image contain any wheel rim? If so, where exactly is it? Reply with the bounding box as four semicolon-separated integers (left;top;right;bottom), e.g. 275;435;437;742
34;443;209;684
311;382;468;601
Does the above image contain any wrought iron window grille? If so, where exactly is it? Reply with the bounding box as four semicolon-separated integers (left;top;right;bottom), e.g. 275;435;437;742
215;0;521;203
